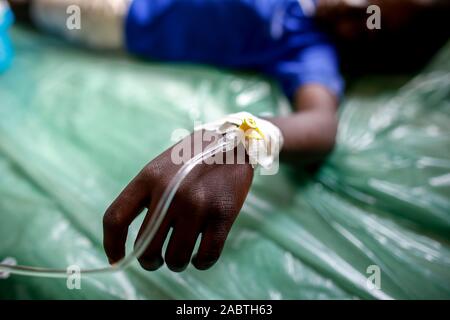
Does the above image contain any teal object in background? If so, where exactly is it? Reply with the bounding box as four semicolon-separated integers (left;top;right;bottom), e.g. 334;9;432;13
0;1;14;73
0;27;449;299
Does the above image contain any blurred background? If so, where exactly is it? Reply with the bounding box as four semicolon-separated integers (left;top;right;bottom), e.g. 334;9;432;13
0;0;449;299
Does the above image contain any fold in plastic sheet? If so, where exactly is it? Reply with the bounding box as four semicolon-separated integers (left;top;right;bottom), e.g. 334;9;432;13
0;28;449;299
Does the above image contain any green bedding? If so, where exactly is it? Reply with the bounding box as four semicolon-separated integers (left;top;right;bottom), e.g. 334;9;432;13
0;27;449;299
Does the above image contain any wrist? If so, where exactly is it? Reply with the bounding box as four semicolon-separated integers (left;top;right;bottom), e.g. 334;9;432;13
195;112;283;173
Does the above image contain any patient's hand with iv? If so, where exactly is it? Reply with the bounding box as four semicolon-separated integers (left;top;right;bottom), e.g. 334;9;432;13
103;85;338;271
103;131;254;272
8;0;340;271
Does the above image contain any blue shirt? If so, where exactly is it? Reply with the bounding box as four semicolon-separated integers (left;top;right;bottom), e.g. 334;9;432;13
125;0;343;99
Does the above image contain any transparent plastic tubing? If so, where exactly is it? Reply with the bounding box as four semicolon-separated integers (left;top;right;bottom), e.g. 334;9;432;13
0;136;232;278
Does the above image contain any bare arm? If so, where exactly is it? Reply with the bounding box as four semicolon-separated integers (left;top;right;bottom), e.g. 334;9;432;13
270;84;339;164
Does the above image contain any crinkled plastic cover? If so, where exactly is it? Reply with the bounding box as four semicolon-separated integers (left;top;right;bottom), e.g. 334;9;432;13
0;28;449;299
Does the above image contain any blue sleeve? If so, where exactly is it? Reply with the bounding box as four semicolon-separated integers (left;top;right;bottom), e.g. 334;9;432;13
266;42;344;100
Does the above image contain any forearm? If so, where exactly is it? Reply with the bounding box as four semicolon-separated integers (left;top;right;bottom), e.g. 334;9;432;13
268;84;339;164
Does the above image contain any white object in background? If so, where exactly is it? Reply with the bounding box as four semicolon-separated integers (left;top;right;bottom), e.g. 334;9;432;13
31;0;131;49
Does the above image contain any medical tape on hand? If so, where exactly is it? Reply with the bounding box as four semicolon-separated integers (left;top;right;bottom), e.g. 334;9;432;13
195;112;284;170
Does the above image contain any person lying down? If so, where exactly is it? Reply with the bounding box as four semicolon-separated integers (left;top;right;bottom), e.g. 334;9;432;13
8;0;344;272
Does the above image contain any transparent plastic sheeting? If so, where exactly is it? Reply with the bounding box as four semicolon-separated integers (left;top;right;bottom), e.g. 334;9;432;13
0;28;449;299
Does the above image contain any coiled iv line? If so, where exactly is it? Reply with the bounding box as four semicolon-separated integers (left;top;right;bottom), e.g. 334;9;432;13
0;136;234;278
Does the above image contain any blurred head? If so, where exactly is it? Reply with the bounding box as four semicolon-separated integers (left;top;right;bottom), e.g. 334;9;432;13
316;0;450;74
316;0;423;41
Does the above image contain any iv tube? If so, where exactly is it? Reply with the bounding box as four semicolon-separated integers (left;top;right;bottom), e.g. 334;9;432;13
0;136;233;278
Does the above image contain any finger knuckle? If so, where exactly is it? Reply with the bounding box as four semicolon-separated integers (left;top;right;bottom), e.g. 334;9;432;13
176;185;209;212
210;199;235;223
140;164;159;184
103;208;124;231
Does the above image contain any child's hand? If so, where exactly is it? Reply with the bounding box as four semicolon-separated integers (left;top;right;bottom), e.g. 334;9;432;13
103;133;254;272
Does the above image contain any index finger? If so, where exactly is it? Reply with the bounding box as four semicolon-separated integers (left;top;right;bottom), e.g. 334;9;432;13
103;173;152;264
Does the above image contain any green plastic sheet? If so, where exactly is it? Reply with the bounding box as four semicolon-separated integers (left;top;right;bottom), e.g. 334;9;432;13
0;27;449;299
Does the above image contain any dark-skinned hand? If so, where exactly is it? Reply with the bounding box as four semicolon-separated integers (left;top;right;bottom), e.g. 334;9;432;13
103;132;254;272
